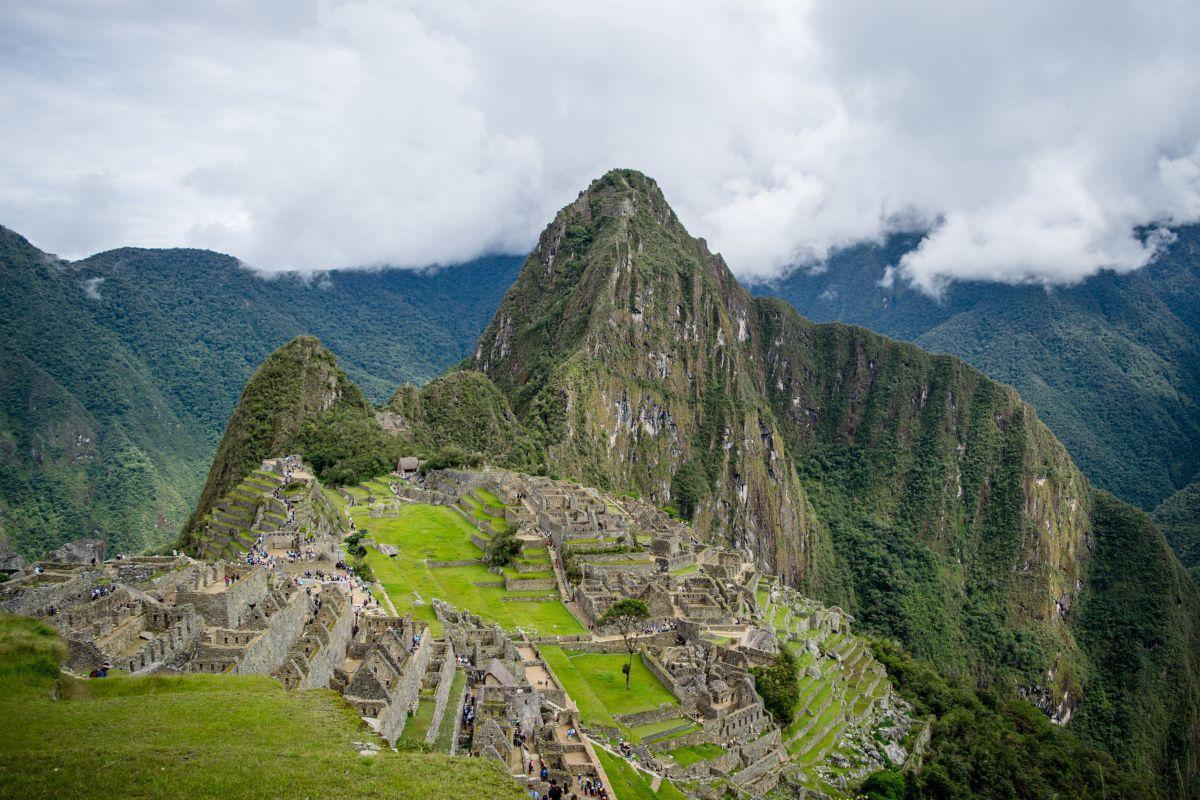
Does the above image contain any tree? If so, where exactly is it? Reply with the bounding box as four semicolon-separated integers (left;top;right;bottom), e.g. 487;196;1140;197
597;598;650;690
749;639;799;723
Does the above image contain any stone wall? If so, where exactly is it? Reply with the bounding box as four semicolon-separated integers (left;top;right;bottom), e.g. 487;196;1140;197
613;704;682;729
378;626;434;745
425;641;459;746
298;591;354;689
231;590;309;675
177;567;268;628
122;604;203;673
0;570;97;616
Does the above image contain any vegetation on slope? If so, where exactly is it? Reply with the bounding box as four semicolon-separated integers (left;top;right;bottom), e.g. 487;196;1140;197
385;370;543;472
1155;481;1200;583
0;226;205;558
185;336;374;539
1071;493;1200;797
870;637;1146;800
756;226;1200;511
0;225;519;560
0;614;523;800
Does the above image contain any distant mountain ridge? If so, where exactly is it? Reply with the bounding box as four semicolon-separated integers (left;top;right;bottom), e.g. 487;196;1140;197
0;225;520;558
754;227;1200;510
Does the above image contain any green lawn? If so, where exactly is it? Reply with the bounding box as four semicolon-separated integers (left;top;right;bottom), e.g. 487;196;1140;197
0;615;523;800
664;742;725;767
474;487;504;507
540;647;677;738
398;695;437;744
629;717;699;741
595;748;686;800
356;503;585;638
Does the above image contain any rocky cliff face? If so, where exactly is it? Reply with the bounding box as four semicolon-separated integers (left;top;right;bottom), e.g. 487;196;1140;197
472;170;823;583
469;170;1200;794
184;336;368;545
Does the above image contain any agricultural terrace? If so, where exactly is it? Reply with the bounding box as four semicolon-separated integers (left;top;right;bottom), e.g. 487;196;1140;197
342;489;585;638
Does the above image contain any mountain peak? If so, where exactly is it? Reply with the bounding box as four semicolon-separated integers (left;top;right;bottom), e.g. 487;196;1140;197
183;335;367;543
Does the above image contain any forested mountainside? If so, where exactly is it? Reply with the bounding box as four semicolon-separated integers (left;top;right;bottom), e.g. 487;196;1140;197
0;224;519;558
1156;482;1200;584
0;227;203;557
460;170;1199;796
755;227;1200;511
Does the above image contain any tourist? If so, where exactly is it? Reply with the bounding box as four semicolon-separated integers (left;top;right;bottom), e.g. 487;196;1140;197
527;782;540;800
547;779;562;800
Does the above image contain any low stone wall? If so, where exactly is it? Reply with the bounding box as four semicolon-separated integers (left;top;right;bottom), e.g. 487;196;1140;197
613;703;682;729
642;648;685;699
425;644;459;746
427;558;485;568
394;485;454;505
504;577;556;591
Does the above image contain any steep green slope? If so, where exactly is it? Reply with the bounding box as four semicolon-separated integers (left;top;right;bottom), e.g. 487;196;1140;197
0;225;518;559
472;169;824;583
756;302;1090;694
385;370;541;469
0;227;206;557
757;228;1200;510
184;336;372;541
1155;482;1200;583
73;247;521;432
0;614;523;800
466;169;1200;796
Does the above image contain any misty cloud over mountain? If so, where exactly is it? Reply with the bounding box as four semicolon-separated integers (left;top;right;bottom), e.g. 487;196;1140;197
2;0;1198;292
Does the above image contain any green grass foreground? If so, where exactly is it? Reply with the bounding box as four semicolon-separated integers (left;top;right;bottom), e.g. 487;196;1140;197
355;502;585;637
540;647;677;738
595;748;686;800
0;614;523;800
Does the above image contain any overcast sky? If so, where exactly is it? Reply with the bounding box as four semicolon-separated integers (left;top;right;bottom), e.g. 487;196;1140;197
2;1;1199;292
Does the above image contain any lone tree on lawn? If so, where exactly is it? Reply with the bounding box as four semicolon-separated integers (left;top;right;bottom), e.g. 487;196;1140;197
597;598;650;690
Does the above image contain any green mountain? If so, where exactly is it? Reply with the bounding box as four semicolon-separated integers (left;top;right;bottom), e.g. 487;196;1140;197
183;336;372;540
1156;482;1200;584
755;228;1200;511
0;227;204;557
465;170;1200;796
0;226;519;558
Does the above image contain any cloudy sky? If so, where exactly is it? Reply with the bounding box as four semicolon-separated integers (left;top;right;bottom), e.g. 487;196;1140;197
2;0;1199;292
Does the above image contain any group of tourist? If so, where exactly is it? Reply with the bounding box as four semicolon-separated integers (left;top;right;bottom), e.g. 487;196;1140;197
642;620;677;635
576;775;607;798
89;585;115;601
462;693;477;727
527;773;605;800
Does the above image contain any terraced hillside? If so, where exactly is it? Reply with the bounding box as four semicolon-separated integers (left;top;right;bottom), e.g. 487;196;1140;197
334;477;584;637
758;580;912;795
189;465;287;560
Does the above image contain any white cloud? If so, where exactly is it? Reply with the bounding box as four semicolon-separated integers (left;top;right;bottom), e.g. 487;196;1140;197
0;0;1198;291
